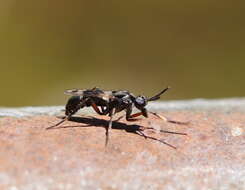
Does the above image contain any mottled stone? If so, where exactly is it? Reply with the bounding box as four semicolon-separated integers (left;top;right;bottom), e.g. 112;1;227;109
0;99;245;190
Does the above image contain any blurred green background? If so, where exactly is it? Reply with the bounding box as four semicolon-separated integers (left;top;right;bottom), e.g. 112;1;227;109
0;0;244;107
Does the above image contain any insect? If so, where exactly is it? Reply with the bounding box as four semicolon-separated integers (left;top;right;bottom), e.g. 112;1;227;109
47;87;188;148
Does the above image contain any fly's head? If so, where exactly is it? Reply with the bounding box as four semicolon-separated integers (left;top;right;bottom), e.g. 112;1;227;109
134;95;147;110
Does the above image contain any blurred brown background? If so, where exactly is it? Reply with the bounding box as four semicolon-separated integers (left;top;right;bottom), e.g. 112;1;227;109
0;0;244;106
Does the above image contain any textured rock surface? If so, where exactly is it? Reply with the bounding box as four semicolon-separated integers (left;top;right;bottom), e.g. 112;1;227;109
0;99;245;190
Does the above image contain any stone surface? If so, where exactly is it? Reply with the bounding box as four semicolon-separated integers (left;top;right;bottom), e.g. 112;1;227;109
0;99;245;190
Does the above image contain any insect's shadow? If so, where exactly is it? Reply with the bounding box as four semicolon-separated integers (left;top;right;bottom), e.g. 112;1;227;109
54;116;144;134
50;116;181;149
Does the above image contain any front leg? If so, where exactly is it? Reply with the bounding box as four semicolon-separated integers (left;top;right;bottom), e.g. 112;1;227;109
126;108;148;121
149;111;189;125
126;106;133;121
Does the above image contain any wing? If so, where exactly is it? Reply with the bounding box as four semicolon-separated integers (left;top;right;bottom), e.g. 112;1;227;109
64;89;86;96
64;88;114;101
95;90;114;101
112;90;135;99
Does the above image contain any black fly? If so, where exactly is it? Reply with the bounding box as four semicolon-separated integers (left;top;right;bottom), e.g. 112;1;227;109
47;87;188;148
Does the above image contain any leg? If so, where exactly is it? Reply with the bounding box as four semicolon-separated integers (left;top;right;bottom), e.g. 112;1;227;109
126;107;147;121
149;111;189;125
105;108;115;146
91;102;104;115
46;116;70;130
100;106;106;113
139;126;187;136
89;97;110;115
126;112;143;121
136;130;177;149
47;98;88;129
160;130;187;135
126;106;135;121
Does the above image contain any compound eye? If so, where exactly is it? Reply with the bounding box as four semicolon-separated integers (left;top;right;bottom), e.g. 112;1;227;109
135;96;146;107
136;97;144;105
